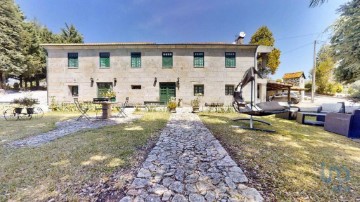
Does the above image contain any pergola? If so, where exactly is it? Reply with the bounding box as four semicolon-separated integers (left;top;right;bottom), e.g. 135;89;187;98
266;81;293;102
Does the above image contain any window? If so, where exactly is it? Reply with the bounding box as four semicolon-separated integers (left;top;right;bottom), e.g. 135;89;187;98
225;52;236;68
97;82;113;97
99;52;110;68
68;53;78;68
194;52;204;68
225;85;235;96
194;85;204;95
162;52;173;68
131;52;141;68
70;86;78;97
131;85;141;89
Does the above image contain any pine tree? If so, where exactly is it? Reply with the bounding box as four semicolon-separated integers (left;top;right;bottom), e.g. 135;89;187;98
250;26;281;76
0;0;26;87
59;23;84;43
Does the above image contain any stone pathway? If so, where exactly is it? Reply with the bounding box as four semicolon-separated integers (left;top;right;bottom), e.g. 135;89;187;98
120;112;263;202
8;115;142;148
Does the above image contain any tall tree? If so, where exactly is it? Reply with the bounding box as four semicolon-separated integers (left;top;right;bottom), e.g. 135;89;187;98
0;0;25;87
309;0;327;7
59;23;84;43
250;26;281;76
331;0;360;84
314;45;335;93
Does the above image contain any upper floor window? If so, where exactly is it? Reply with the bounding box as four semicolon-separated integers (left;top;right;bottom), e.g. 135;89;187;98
225;52;236;68
162;52;173;68
131;52;141;68
68;53;78;68
194;52;204;68
99;52;110;68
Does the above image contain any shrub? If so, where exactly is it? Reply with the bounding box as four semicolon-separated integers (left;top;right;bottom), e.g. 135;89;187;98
305;83;312;92
13;82;20;91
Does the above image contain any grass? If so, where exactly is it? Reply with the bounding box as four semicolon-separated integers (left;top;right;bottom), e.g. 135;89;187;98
0;112;169;201
199;113;360;201
0;112;78;145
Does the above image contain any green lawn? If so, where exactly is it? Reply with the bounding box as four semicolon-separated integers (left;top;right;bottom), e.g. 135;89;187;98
200;113;360;201
0;112;169;201
0;112;78;145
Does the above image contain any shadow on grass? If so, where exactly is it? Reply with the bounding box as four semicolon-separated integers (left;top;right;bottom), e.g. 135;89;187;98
199;113;360;201
0;112;169;201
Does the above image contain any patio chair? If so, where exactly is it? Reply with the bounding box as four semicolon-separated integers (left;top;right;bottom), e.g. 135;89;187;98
232;67;292;132
74;98;90;121
116;97;129;117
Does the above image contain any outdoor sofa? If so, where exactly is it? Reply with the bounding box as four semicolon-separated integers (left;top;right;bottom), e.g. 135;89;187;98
324;107;360;138
295;102;345;125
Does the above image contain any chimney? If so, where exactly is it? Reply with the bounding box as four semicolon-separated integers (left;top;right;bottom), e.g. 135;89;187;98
235;32;246;44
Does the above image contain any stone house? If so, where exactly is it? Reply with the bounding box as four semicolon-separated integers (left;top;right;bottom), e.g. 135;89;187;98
283;71;306;101
42;41;272;106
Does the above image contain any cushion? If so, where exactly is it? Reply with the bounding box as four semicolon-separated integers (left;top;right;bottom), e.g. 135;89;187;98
320;103;343;113
345;106;360;114
256;102;285;111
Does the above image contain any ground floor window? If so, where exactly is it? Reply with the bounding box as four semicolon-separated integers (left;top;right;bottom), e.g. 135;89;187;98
97;82;112;97
69;85;78;97
131;85;141;89
194;85;204;95
225;85;235;96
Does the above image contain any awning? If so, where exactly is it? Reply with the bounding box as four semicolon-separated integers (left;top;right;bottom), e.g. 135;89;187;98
266;81;292;91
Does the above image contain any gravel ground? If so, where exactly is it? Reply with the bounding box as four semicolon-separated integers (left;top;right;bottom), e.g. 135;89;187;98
7;114;142;148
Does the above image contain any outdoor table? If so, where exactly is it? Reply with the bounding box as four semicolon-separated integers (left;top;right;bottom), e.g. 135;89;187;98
93;101;118;119
296;112;326;126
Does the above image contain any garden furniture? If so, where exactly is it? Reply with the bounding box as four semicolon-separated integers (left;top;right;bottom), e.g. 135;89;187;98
116;97;129;117
324;109;360;138
296;112;326;126
92;98;117;119
74;98;90;121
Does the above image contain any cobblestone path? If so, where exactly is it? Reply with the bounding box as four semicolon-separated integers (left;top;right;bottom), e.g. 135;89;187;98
120;112;263;202
8;115;142;148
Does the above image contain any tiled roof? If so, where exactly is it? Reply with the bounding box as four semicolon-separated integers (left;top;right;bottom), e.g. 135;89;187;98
283;72;305;79
40;42;257;46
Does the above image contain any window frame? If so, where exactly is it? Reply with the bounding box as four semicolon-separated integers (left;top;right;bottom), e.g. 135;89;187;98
162;52;173;68
99;52;110;68
68;53;78;68
194;84;204;96
70;85;79;97
225;85;235;96
193;52;204;68
131;85;142;90
225;52;236;68
131;52;141;68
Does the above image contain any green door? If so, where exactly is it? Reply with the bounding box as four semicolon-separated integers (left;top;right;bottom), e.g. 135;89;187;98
97;82;112;97
160;83;176;104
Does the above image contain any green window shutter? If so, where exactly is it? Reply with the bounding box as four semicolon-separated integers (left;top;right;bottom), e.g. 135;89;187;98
68;53;78;68
131;52;141;68
162;52;173;68
194;52;204;68
225;52;236;68
100;52;110;68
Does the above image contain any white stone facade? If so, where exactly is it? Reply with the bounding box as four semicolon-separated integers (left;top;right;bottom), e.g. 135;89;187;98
43;43;271;106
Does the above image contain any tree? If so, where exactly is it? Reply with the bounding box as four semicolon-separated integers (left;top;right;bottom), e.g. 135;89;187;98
59;23;84;43
315;45;335;93
0;0;26;87
250;26;281;76
331;0;360;84
309;0;327;7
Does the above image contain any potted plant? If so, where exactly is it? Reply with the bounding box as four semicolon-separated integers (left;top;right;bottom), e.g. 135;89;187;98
12;98;23;114
167;97;177;113
191;93;202;113
103;90;116;102
21;97;38;114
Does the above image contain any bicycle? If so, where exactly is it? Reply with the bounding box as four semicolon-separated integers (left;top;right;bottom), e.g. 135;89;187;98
3;106;44;121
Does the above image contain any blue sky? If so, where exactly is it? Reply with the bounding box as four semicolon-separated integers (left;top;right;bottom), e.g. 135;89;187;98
15;0;346;79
